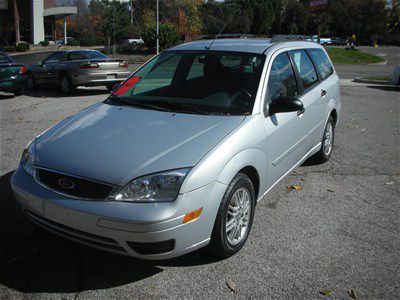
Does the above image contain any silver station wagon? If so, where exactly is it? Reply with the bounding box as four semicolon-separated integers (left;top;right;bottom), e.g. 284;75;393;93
11;39;340;259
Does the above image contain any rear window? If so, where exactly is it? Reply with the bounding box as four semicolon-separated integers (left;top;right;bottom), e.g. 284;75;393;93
308;48;334;80
67;50;109;61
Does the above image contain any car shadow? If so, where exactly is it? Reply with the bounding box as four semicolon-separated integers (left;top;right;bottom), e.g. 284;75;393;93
0;171;221;294
0;93;16;100
365;85;400;92
22;87;110;98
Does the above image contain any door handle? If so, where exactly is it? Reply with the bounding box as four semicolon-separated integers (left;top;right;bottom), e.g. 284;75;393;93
321;90;327;97
297;107;305;116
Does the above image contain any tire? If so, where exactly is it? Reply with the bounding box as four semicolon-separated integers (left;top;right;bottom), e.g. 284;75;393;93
60;74;75;95
310;116;335;163
106;84;115;92
206;173;256;258
27;72;36;90
13;89;22;96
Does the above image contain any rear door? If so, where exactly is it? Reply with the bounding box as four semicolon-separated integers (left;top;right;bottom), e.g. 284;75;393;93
306;48;337;142
263;51;309;188
289;49;322;151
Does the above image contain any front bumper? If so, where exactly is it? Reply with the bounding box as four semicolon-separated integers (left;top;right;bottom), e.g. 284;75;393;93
10;167;227;259
0;75;27;92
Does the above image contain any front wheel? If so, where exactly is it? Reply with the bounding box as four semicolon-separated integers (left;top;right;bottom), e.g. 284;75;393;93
27;72;36;90
13;89;22;96
206;173;256;258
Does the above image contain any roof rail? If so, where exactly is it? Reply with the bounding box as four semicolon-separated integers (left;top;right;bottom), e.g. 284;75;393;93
271;35;313;43
197;33;263;40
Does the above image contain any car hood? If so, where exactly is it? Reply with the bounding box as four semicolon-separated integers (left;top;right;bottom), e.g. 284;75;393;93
35;102;245;186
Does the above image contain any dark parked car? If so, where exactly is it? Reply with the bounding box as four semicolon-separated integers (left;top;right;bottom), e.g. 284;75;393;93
331;37;348;46
0;51;27;96
26;50;131;94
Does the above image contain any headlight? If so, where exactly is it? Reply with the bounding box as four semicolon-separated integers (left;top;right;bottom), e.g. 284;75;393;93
21;140;35;177
112;168;191;202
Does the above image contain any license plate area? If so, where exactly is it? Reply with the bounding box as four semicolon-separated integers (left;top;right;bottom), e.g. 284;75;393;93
106;74;116;80
0;81;12;87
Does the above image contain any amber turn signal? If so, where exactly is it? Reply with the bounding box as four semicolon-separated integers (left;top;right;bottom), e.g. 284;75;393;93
182;208;203;224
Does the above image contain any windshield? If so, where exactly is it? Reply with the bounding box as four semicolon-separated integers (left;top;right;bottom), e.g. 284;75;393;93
107;50;265;115
0;53;12;64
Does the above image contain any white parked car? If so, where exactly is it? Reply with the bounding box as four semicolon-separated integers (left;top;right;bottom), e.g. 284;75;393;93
123;38;144;45
390;65;400;85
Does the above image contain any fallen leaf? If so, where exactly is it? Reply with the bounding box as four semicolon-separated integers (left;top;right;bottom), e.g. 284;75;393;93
385;182;394;185
327;189;334;192
226;278;238;293
319;289;332;296
361;128;366;132
294;170;301;174
348;289;356;299
287;184;302;191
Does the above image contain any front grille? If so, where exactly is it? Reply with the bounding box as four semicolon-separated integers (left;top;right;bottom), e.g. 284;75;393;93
36;168;115;200
26;211;127;253
127;240;175;255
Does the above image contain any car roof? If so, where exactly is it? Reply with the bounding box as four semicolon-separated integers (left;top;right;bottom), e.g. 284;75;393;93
168;38;323;54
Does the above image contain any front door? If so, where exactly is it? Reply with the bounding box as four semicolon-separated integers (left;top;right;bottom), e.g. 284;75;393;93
262;51;309;190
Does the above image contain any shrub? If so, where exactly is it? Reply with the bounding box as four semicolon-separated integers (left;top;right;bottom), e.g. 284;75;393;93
141;23;180;52
101;46;114;55
39;40;49;46
16;43;28;52
80;36;104;46
3;46;16;52
67;39;80;46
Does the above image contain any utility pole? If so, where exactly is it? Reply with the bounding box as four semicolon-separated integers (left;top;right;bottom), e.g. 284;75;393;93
131;0;134;26
113;7;116;58
156;0;159;54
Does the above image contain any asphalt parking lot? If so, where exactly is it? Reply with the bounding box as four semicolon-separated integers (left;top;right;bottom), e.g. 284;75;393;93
0;50;399;299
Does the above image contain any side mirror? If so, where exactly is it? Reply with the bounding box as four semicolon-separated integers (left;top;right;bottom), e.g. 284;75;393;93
268;97;304;116
112;83;121;92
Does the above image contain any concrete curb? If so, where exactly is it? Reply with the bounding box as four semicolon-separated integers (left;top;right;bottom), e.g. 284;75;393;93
354;77;399;87
367;59;387;66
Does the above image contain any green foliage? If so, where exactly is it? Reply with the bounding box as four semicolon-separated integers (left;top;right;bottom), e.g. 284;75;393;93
142;9;156;30
80;36;104;46
39;40;49;46
141;23;180;52
16;43;28;52
3;46;16;52
326;47;385;64
67;39;80;46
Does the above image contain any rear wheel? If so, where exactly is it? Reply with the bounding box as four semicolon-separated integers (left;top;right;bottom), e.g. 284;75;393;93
310;116;335;163
60;74;75;95
206;173;256;258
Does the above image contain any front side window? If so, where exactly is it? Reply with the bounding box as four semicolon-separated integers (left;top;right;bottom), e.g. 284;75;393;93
307;48;334;80
44;52;65;64
290;49;318;89
107;50;266;115
266;52;298;103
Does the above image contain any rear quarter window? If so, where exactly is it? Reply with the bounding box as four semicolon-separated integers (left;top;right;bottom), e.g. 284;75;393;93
308;48;334;80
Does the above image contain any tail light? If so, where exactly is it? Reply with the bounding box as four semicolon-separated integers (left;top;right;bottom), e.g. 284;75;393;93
80;63;99;69
119;62;129;68
19;66;27;74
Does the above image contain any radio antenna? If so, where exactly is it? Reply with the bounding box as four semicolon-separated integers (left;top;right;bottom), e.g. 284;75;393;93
206;6;240;50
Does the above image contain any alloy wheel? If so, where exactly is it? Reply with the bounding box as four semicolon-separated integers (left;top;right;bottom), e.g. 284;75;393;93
226;187;251;246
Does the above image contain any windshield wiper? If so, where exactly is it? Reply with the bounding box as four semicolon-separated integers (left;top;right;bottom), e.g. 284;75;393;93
107;95;171;112
149;100;211;115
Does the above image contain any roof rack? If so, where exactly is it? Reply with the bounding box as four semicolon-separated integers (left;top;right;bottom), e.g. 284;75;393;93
197;33;263;40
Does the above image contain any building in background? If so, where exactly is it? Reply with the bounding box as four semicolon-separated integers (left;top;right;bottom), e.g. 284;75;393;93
0;0;77;45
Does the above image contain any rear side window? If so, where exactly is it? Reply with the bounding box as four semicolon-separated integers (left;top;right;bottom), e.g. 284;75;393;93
290;49;318;90
67;52;87;61
308;48;334;80
266;52;298;102
44;52;65;64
